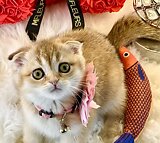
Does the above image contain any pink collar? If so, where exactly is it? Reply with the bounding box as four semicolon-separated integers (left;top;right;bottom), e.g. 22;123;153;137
34;104;77;119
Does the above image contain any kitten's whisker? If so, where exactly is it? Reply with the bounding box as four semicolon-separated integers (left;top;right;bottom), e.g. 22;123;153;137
69;90;84;107
70;86;85;96
71;84;101;103
70;90;81;107
95;90;102;98
58;101;66;111
69;86;84;106
78;82;87;86
72;91;82;99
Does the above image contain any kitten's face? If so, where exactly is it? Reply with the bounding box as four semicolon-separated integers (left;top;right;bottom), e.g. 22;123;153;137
13;40;85;103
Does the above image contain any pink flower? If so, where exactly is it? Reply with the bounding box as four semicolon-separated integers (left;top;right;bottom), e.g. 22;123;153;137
80;62;100;127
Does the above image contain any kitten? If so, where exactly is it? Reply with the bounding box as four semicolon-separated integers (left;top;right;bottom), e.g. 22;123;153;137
8;16;160;143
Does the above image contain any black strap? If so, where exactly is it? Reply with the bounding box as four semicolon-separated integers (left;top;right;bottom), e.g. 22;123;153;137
39;109;55;118
26;0;46;41
67;0;85;29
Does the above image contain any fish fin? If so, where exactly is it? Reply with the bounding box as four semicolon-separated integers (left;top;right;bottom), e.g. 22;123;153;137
114;133;134;143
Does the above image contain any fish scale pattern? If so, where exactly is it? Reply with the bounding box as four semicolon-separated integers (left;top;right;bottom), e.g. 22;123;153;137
124;62;152;138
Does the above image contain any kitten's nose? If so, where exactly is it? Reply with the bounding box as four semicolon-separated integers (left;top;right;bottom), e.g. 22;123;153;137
49;80;59;89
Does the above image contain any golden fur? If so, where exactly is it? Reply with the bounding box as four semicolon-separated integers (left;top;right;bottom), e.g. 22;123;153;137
9;16;160;143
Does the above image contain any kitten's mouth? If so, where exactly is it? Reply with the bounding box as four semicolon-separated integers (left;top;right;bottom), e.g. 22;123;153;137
50;88;61;92
50;84;62;92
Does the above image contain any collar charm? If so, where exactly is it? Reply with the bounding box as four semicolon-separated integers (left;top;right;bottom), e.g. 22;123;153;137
59;112;70;133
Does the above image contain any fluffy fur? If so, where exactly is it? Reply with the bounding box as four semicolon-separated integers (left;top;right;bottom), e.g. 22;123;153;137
0;60;23;143
0;3;72;143
9;28;127;143
0;2;160;143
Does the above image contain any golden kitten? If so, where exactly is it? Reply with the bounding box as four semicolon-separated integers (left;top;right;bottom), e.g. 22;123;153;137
9;16;160;143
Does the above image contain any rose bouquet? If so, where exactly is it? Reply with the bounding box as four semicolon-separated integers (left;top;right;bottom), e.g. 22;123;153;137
80;0;126;13
0;0;64;24
0;0;126;24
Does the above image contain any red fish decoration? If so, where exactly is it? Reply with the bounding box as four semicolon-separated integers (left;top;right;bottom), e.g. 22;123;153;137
115;47;152;143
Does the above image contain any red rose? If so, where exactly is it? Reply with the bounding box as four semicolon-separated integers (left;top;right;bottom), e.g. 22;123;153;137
0;0;35;24
80;0;89;13
0;3;5;14
92;0;107;13
5;6;18;22
46;0;64;5
0;0;65;24
0;0;127;24
0;4;7;23
80;0;126;13
106;0;126;12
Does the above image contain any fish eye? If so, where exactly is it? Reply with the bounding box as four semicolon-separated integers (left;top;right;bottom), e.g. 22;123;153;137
123;52;130;58
59;62;70;73
32;68;45;80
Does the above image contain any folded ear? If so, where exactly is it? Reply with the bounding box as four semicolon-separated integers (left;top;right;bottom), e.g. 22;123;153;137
8;47;30;68
64;41;83;54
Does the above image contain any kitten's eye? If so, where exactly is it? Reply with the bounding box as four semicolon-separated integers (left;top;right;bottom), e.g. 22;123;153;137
32;68;45;80
59;62;70;73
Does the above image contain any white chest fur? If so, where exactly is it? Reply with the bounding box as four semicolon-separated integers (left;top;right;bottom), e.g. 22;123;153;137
22;98;84;142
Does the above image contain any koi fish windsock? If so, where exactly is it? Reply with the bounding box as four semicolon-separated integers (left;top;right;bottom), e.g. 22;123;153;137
114;47;152;143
